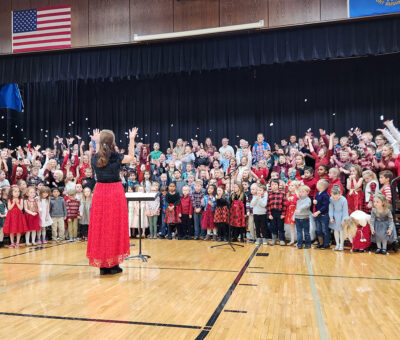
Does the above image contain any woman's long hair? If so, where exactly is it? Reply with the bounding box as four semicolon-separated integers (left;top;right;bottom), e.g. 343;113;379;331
97;130;116;168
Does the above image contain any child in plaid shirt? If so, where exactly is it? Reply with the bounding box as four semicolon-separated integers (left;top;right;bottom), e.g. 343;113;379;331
191;180;205;240
267;179;287;246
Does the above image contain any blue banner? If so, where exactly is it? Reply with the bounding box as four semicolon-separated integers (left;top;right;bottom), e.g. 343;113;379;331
350;0;400;18
0;84;23;112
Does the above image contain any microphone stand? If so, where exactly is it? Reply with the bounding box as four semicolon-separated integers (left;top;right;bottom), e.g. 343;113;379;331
126;200;151;262
211;166;244;252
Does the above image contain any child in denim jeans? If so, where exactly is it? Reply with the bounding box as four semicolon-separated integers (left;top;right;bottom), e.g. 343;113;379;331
294;185;312;248
313;179;331;249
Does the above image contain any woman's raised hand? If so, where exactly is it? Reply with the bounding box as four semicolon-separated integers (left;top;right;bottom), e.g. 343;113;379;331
129;127;138;140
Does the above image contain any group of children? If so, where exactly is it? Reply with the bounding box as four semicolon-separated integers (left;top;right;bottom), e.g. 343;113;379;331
0;121;399;254
0;184;92;248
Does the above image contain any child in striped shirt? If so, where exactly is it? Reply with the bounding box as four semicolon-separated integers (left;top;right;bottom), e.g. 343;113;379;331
379;170;393;203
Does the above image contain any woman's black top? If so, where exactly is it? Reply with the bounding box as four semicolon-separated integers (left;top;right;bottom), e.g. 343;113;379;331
92;152;124;183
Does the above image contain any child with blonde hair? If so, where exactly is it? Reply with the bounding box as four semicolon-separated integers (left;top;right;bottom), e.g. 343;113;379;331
370;194;395;255
38;186;52;244
329;187;348;251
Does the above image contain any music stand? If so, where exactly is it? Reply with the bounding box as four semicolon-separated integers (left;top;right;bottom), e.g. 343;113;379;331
211;167;244;252
125;192;157;262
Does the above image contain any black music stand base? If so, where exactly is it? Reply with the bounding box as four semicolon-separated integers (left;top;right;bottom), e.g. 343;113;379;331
126;254;151;262
211;241;244;252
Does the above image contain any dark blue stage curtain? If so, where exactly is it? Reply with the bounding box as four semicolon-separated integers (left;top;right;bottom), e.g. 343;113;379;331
0;16;400;83
22;53;400;149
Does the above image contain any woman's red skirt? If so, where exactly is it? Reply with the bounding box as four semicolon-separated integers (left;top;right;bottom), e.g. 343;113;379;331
25;213;42;231
230;201;245;227
87;182;130;268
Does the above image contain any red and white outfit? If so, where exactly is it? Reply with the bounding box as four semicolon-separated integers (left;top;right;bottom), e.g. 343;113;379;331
363;180;378;214
284;194;298;225
347;181;364;215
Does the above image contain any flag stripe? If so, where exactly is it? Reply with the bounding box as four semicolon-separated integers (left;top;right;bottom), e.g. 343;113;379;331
13;37;71;46
14;32;71;42
37;15;71;22
13;28;70;37
37;11;71;18
36;24;71;30
13;43;71;52
36;18;71;25
12;5;71;53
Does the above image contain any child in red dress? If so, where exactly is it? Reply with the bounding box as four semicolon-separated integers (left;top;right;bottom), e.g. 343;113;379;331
201;185;217;240
346;164;364;215
4;187;27;248
285;181;299;246
24;186;42;246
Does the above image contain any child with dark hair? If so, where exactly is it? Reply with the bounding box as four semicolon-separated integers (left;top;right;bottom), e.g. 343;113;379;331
165;182;181;240
267;179;287;246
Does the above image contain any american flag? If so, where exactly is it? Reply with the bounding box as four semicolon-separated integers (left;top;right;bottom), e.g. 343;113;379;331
12;5;71;53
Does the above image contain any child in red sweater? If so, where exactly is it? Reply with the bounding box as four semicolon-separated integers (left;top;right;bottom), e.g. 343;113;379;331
178;185;193;240
328;167;344;196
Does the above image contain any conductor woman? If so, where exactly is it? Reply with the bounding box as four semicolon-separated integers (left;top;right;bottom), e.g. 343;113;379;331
87;127;138;275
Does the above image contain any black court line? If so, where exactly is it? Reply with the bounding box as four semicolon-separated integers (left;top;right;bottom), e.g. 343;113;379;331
0;262;239;274
224;310;247;314
194;245;260;340
0;312;202;330
256;253;269;257
248;266;264;269
247;271;400;281
238;283;258;286
0;242;69;260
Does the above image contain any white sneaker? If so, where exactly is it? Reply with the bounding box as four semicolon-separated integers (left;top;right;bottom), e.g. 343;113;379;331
256;238;262;245
333;246;339;251
288;241;295;246
269;239;276;246
338;246;344;251
280;241;286;246
262;238;268;245
26;242;31;247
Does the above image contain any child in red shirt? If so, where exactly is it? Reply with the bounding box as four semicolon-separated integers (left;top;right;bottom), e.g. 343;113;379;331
328;167;344;196
178;185;193;240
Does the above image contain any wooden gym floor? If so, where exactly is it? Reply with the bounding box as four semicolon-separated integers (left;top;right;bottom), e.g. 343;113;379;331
0;240;399;340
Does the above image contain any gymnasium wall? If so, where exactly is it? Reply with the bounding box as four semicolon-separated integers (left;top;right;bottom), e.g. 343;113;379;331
0;0;349;55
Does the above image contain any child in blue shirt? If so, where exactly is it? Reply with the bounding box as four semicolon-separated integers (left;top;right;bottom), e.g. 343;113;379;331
313;179;331;249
